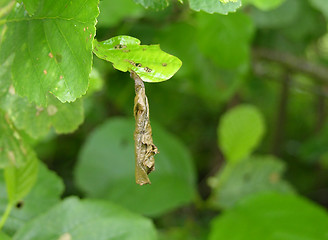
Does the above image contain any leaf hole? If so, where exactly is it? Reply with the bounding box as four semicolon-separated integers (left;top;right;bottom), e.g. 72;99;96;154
15;201;24;209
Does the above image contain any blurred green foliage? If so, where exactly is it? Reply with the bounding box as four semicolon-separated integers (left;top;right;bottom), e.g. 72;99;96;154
0;0;328;239
218;104;265;162
14;197;157;240
0;163;64;235
75;118;196;217
209;193;328;240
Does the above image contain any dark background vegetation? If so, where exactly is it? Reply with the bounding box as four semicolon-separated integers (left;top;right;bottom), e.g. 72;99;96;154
1;0;328;239
45;0;328;206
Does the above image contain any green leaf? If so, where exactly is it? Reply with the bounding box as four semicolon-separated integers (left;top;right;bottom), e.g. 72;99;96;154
13;197;157;240
97;0;144;28
158;23;247;109
0;0;99;105
4;155;38;205
1;92;84;139
157;23;197;77
133;0;169;9
208;156;294;209
0;231;11;240
309;0;328;19
189;0;242;14
298;123;328;164
218;105;265;163
0;0;14;19
209;193;328;240
0;150;38;233
249;0;301;28
244;0;285;11
249;0;325;53
196;12;254;69
22;0;39;15
0;54;12;100
0;0;11;10
0;0;14;43
0;163;64;235
93;36;182;83
75;117;196;216
0;111;35;168
86;68;104;96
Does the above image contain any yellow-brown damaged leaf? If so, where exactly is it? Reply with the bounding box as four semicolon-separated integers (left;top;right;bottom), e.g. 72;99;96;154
131;71;158;185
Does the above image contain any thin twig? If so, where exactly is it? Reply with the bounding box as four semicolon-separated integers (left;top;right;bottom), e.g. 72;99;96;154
272;73;290;156
253;48;328;85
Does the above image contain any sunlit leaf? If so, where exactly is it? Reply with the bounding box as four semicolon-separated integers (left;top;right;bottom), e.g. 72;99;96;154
75;117;196;216
93;36;182;83
189;0;242;14
14;197;157;240
208;155;294;209
218;105;265;163
0;0;99;105
209;193;328;240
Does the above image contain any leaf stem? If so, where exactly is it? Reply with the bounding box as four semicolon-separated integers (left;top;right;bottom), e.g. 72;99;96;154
0;203;12;230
